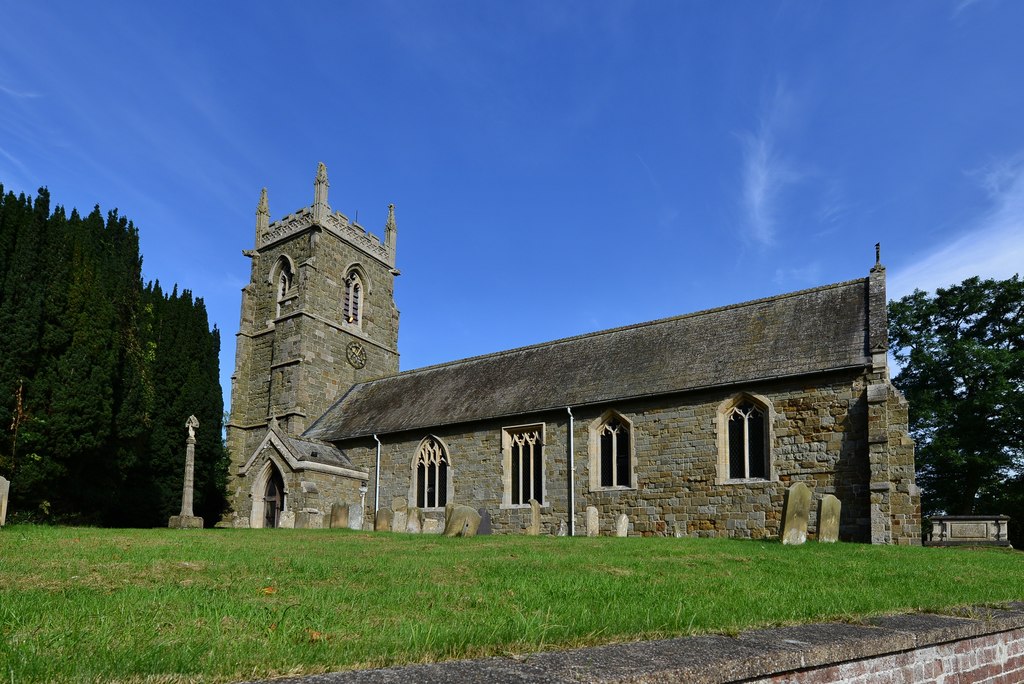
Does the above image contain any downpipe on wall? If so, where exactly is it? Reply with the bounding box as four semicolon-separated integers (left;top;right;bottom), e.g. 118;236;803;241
567;407;575;536
373;434;382;515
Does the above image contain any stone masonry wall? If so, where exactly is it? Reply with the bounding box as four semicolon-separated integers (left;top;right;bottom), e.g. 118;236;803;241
341;370;877;541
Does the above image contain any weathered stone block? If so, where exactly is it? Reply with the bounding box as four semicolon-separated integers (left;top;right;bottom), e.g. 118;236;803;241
168;515;203;529
392;510;408;533
615;513;629;537
443;504;481;537
586;505;599;537
330;503;349;529
528;498;541;536
348;503;363;530
278;511;295;528
375;508;393;531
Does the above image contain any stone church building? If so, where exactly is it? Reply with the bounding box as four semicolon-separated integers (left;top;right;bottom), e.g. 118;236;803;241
224;164;921;544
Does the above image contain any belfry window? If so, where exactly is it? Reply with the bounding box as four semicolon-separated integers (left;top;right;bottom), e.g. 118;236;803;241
275;258;294;318
415;437;448;509
727;401;767;479
506;426;543;505
343;271;363;326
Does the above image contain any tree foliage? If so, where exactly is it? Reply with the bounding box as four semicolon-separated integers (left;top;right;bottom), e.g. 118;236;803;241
889;275;1024;527
0;186;226;526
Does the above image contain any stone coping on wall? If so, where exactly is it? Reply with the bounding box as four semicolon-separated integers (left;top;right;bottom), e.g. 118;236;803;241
240;603;1024;684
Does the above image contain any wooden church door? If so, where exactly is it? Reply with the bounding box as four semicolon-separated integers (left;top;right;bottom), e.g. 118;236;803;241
264;468;285;528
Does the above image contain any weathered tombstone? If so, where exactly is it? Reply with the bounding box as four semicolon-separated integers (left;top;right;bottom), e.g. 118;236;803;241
781;482;812;545
168;415;204;529
477;508;492;535
330;503;349;529
528;498;541;536
615;513;629;537
294;511;311;529
0;476;9;527
233;516;250;529
307;510;324;529
392;509;408;534
422;518;443;534
348;503;363;531
444;505;482;537
817;494;841;543
556;519;568;537
392;496;408;513
585;506;599;537
375;507;393;531
278;511;296;529
673;522;686;538
406;507;423;534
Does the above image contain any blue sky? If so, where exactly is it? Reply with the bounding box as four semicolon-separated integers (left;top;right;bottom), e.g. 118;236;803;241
2;1;1023;407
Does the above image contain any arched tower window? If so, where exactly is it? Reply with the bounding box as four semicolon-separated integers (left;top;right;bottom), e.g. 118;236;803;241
272;256;295;319
717;393;773;482
343;270;363;326
415;436;449;509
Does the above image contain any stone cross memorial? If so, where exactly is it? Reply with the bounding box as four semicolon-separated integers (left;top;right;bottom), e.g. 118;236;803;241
781;481;811;545
168;415;204;529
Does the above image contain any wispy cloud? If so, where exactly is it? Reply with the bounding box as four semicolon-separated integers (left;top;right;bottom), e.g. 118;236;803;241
889;154;1024;297
0;84;41;99
738;83;802;246
952;0;989;18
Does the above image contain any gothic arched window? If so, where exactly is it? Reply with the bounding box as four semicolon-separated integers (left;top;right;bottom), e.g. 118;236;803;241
504;425;544;505
415;436;449;509
726;400;768;480
343;270;363;326
274;257;295;318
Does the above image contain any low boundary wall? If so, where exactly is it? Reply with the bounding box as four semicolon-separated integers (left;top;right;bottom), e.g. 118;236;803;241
247;604;1024;684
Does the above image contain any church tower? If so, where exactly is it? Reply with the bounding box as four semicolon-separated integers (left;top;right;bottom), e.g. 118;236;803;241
225;163;400;494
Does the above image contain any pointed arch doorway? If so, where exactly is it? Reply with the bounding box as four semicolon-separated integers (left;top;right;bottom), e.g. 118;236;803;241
263;466;285;528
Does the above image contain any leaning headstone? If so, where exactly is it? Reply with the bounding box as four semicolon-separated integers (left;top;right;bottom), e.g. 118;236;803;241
375;508;393;531
392;509;408;534
556;519;568;537
615;513;629;537
528;498;541;536
0;476;9;527
348;503;363;531
585;506;599;537
477;508;492;535
444;505;482;537
392;497;407;513
330;503;349;529
817;494;842;543
406;507;423;534
168;415;204;529
781;482;812;545
278;511;295;529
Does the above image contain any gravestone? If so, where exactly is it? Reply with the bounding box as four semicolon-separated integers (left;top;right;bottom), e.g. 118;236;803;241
781;482;812;545
348;503;363;530
585;506;599;537
674;522;686;538
375;508;393;531
297;510;323;529
168;415;204;529
392;497;407;513
615;513;629;537
392;509;408;534
406;507;422;533
422;518;443;534
0;476;9;527
330;503;349;529
818;495;841;543
556;519;568;537
477;508;492;535
294;511;310;529
444;504;482;537
278;511;295;529
528;498;541;535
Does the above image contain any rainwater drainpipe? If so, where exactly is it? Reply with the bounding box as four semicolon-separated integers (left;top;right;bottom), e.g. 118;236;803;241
372;434;382;515
566;407;575;536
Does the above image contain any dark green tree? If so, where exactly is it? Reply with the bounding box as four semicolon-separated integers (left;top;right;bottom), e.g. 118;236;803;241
889;275;1024;531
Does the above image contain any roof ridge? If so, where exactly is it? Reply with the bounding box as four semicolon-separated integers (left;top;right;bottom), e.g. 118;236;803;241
355;276;869;387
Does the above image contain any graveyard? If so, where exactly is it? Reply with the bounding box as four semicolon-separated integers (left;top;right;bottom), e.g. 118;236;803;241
1;524;1021;683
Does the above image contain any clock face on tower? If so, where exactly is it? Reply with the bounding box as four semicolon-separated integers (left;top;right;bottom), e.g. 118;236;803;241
346;341;367;369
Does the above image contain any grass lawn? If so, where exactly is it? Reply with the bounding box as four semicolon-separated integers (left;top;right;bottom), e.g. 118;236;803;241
1;525;1022;683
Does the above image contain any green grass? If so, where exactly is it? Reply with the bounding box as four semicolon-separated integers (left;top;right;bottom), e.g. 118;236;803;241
1;526;1022;683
